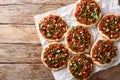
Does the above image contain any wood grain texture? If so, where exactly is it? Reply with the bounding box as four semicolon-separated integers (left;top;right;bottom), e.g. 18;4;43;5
0;64;54;80
0;0;76;5
0;0;119;80
0;0;76;24
89;64;120;80
0;25;39;43
0;43;42;63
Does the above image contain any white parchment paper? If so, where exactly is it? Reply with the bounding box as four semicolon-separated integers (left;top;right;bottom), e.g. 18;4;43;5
34;0;120;80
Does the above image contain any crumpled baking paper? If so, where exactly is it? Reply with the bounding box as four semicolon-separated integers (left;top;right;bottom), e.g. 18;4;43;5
34;0;120;80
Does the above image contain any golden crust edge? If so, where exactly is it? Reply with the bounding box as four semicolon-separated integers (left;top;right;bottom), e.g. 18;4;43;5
90;38;118;66
65;26;93;54
67;54;94;80
41;42;70;71
39;13;68;42
97;13;120;41
73;0;102;28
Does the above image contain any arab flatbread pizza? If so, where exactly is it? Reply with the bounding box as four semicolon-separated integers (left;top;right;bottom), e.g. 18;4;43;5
41;42;70;70
39;14;68;42
67;53;94;80
65;25;92;54
90;38;118;66
74;0;102;27
98;13;120;41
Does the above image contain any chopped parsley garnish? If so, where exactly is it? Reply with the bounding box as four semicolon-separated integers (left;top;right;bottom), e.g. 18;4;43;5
91;12;99;20
107;25;114;30
71;44;78;50
74;33;79;38
71;65;77;71
86;58;91;63
46;52;50;56
112;18;115;24
102;56;109;63
47;32;51;37
51;22;55;29
81;39;87;44
112;46;116;50
75;71;78;75
54;30;58;32
78;62;83;67
52;48;56;52
99;42;106;46
72;26;77;30
56;53;61;57
39;24;43;28
87;5;91;10
81;12;87;17
82;5;85;9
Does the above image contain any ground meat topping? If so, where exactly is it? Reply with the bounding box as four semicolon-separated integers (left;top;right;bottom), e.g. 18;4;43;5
98;14;120;40
74;0;101;25
39;14;68;40
42;43;69;69
66;26;92;53
68;54;94;80
91;39;117;64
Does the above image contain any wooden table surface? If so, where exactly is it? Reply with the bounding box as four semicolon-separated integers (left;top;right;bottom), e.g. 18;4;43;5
0;0;120;80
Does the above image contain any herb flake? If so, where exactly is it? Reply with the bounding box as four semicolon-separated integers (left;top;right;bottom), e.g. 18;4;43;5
39;24;43;28
81;12;87;17
72;26;77;30
71;44;78;50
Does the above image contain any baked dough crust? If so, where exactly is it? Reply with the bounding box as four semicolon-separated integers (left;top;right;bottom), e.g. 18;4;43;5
65;26;93;54
41;42;70;70
73;0;102;28
90;38;117;66
39;14;68;42
97;13;120;41
67;54;94;80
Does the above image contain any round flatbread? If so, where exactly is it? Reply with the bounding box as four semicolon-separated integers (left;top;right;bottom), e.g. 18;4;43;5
41;42;70;70
90;38;118;66
65;25;92;54
67;53;94;80
98;13;120;41
39;14;68;42
73;0;102;27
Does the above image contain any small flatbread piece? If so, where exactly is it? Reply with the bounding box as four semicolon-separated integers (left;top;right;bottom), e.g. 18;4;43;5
98;13;120;41
67;53;94;80
39;14;68;42
74;0;102;27
90;38;117;66
41;42;70;70
65;25;92;54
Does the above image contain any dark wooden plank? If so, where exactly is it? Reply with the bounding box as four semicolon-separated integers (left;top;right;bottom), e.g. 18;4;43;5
0;43;42;63
0;64;54;80
89;64;120;80
0;0;76;5
0;25;39;43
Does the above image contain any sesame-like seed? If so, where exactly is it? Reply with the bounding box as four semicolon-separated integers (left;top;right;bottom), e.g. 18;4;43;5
111;35;113;38
116;29;119;31
47;25;50;27
53;20;56;22
106;20;109;22
106;28;109;32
